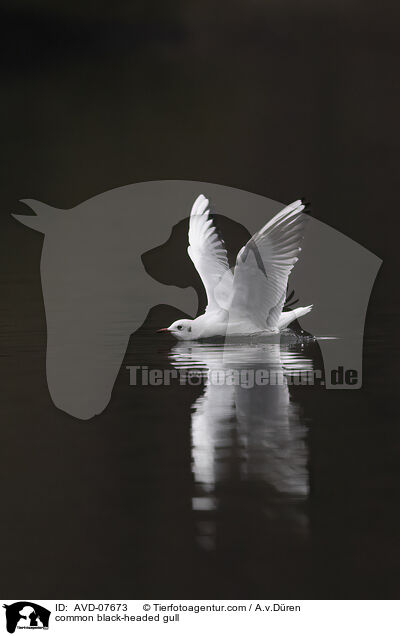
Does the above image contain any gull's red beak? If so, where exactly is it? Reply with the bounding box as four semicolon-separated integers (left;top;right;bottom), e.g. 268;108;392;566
157;328;170;332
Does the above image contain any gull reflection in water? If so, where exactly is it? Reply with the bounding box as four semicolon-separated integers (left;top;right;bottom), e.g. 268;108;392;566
169;338;313;551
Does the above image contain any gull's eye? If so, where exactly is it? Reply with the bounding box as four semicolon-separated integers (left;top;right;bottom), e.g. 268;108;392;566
177;325;183;331
188;326;192;332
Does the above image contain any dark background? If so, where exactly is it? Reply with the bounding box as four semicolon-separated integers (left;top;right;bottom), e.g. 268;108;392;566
0;0;399;599
1;1;399;305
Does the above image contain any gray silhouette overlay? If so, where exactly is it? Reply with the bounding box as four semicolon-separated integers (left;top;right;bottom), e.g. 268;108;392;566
12;181;381;419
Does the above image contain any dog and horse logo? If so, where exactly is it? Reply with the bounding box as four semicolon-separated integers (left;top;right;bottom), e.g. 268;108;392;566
2;603;50;633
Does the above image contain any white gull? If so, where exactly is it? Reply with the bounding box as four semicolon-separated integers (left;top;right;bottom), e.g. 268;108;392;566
159;194;313;340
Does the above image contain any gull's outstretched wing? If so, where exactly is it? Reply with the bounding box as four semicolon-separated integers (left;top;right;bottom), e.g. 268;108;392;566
188;194;233;312
228;199;307;332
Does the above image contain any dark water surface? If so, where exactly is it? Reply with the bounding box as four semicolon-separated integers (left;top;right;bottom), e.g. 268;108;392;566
1;312;398;599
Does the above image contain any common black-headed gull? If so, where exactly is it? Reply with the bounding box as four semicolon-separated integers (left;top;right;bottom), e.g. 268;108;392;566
159;195;313;340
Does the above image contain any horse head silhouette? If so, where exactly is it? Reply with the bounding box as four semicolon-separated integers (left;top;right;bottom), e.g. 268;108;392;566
13;181;382;420
3;602;50;634
12;184;199;419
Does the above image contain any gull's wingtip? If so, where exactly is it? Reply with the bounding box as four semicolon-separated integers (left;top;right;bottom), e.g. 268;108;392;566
190;193;209;216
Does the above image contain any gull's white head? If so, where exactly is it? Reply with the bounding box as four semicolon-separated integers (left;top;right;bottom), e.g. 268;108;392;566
158;319;195;340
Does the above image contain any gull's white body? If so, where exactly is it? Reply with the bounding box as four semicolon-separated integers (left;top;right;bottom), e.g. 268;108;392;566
164;195;313;341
